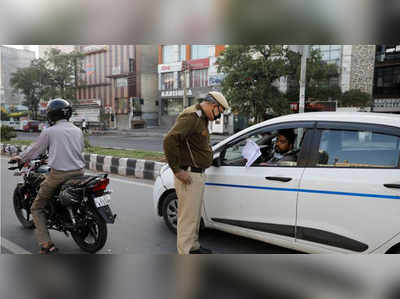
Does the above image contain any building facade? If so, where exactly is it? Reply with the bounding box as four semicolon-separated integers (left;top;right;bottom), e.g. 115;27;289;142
373;45;400;114
287;45;376;97
75;45;159;129
158;44;230;132
0;46;35;106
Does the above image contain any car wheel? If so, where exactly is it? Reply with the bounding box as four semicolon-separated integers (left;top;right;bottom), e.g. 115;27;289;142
161;192;206;235
162;192;178;234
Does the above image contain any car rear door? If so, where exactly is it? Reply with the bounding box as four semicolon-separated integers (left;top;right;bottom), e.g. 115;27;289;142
296;122;400;253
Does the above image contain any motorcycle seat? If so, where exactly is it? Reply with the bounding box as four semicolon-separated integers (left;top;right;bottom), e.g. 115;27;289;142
63;176;98;188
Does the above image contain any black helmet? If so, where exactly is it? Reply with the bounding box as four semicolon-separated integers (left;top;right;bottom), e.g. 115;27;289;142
46;98;72;123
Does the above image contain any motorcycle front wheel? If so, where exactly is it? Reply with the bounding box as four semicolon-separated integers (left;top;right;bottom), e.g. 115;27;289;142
71;207;107;253
13;186;35;229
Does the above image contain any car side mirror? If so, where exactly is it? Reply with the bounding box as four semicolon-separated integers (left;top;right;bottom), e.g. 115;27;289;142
212;153;221;167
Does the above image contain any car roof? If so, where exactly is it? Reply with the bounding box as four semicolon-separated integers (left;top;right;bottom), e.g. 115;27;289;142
215;112;400;149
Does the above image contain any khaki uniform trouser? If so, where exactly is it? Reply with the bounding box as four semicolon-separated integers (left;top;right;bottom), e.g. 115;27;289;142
31;168;84;247
175;171;206;255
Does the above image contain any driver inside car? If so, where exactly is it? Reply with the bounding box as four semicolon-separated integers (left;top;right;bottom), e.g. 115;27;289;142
257;129;298;165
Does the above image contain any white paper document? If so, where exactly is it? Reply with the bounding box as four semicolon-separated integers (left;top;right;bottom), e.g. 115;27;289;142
241;139;261;167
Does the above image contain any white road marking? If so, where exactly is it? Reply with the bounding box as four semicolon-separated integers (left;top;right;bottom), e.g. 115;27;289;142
1;237;31;254
109;177;153;188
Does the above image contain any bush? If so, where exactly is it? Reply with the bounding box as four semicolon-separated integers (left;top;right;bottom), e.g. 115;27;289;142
0;125;17;141
339;89;372;107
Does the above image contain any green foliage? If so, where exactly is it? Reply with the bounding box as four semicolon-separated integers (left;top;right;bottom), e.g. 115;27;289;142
339;89;372;107
217;45;343;122
0;125;17;141
44;49;86;102
217;45;291;123
10;61;46;120
285;48;340;102
10;49;85;119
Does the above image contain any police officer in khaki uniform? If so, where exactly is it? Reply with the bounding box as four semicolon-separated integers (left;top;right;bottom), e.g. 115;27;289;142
10;99;85;254
163;91;230;254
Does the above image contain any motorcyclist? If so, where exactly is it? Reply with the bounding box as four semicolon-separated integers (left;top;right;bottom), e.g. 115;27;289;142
9;98;85;254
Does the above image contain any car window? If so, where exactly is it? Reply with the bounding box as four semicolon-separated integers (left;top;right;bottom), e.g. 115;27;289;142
317;129;400;168
221;127;307;167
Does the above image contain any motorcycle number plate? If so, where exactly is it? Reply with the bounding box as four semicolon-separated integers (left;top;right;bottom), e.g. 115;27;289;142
94;194;112;208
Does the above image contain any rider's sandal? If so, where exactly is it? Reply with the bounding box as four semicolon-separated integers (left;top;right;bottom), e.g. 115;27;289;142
39;243;58;255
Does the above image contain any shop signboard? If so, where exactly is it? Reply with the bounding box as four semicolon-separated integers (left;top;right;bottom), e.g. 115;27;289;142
161;89;193;97
158;62;183;73
187;58;209;70
374;98;400;112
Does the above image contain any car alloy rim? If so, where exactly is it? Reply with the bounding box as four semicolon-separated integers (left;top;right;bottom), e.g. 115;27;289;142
167;198;178;229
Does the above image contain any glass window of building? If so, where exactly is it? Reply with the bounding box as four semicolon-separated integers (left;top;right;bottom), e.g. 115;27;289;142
162;98;183;116
161;72;175;90
191;45;213;59
163;45;178;64
129;58;135;72
178;71;183;89
191;69;208;88
180;45;186;61
374;66;400;96
312;45;342;66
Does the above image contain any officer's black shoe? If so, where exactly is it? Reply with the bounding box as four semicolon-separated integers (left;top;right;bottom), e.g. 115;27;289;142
189;246;212;254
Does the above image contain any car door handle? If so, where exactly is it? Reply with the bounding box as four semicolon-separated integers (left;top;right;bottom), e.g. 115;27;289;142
384;184;400;189
265;176;292;182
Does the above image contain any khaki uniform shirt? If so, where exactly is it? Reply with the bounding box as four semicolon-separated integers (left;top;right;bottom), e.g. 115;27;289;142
163;104;213;173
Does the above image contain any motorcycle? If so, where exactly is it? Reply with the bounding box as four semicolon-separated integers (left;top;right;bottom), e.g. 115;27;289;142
8;154;116;253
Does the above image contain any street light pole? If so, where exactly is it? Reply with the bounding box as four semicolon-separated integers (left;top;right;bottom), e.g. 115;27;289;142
182;61;190;108
299;45;309;113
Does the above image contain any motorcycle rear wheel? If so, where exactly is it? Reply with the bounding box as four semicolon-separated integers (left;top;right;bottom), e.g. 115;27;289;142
71;207;107;253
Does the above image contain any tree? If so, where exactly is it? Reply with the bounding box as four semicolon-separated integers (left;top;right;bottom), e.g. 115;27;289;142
10;59;49;120
285;48;341;103
10;49;85;119
217;45;291;123
44;49;85;102
217;46;343;123
339;89;372;107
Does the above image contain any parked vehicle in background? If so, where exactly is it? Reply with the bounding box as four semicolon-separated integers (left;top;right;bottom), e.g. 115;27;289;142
23;120;40;132
6;121;21;131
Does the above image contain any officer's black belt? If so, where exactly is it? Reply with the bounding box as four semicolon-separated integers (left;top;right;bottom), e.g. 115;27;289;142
180;166;205;173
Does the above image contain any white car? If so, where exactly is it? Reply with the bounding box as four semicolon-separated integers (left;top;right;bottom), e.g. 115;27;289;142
153;112;400;253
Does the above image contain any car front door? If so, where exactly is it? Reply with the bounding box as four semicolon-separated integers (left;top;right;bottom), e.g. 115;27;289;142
203;122;315;245
296;122;400;253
